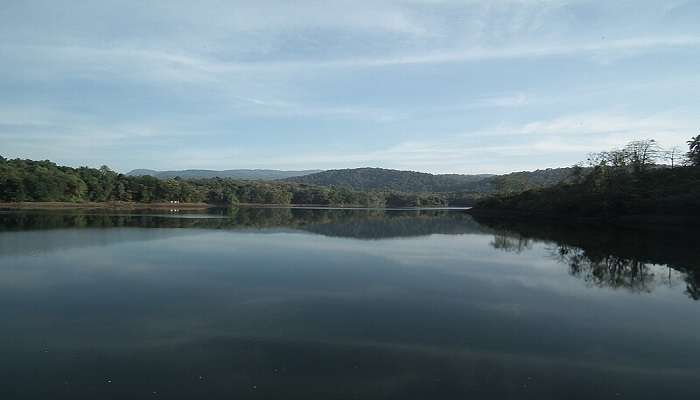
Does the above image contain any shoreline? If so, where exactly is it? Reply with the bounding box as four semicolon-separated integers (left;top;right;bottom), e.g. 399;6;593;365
0;202;471;211
0;202;213;210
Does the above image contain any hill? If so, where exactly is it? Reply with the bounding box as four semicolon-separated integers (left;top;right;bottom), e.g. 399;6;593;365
471;137;700;222
0;157;447;207
126;168;322;180
284;167;491;192
1;157;587;208
472;166;700;221
284;167;576;194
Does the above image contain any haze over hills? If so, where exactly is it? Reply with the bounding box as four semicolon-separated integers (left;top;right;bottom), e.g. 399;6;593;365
284;167;578;194
127;168;323;180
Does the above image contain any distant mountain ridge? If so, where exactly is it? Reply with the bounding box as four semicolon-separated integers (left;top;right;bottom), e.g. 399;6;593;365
284;167;578;194
284;167;494;192
127;166;580;195
126;168;323;180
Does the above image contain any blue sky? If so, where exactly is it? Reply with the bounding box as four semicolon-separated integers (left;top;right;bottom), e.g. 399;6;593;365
1;0;699;174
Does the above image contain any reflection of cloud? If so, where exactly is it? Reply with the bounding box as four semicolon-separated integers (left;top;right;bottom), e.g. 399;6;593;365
3;222;700;397
0;228;203;258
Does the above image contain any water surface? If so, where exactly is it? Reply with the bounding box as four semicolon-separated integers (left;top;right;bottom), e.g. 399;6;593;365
1;207;698;399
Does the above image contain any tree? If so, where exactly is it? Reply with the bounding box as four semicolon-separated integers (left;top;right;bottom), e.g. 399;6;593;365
624;139;661;172
688;134;700;167
570;164;585;183
99;165;112;175
588;139;661;173
0;172;26;201
663;146;684;168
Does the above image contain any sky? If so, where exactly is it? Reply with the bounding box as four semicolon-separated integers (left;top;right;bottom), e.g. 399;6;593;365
1;0;699;174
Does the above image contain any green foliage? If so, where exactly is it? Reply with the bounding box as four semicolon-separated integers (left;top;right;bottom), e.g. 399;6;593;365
688;134;700;167
478;166;700;217
286;167;579;195
0;157;454;207
0;157;587;208
475;137;700;218
587;139;662;174
384;192;447;208
486;167;585;194
285;167;490;192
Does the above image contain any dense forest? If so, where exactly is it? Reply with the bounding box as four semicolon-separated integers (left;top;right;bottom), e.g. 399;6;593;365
284;167;491;192
473;136;700;219
0;157;450;207
285;166;581;194
0;157;584;208
8;135;691;211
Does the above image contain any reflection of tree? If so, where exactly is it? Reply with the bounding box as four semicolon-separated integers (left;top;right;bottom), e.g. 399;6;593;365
0;207;484;240
554;245;655;293
490;232;532;253
476;217;700;302
684;271;700;300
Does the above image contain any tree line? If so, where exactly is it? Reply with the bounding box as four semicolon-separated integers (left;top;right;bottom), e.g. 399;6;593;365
474;134;700;218
0;157;450;207
286;166;582;195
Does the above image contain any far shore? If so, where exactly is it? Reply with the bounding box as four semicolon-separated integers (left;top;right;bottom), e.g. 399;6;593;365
0;202;471;211
0;202;213;210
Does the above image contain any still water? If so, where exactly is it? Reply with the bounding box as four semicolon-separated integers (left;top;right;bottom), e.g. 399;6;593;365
0;207;698;399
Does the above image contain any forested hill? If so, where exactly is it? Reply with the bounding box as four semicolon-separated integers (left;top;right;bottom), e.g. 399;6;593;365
284;168;491;192
127;168;322;180
471;137;700;220
0;157;449;207
284;167;578;193
1;157;581;207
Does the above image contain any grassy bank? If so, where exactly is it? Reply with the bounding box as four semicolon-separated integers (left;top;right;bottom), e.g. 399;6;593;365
0;201;471;211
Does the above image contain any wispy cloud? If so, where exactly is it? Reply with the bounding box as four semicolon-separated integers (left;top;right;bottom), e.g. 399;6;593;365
318;35;700;68
1;1;699;173
3;34;699;85
253;111;700;173
228;96;402;121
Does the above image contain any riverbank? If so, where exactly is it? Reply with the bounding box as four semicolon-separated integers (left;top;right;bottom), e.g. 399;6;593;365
0;202;213;210
0;202;471;211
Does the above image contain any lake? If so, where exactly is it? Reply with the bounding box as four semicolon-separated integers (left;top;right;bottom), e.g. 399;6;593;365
0;207;698;399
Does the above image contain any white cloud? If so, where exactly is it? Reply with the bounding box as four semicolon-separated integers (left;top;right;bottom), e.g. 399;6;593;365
228;96;402;121
3;33;699;86
1;1;699;173
252;111;700;173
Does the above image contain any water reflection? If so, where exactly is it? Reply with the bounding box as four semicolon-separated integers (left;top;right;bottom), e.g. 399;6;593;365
0;208;485;257
490;232;533;253
1;208;699;399
3;207;699;301
0;207;482;238
475;216;700;301
556;246;658;294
